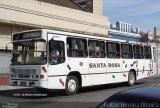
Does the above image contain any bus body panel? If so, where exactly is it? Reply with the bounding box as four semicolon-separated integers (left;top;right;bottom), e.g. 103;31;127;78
48;76;67;89
106;59;122;83
121;59;133;82
88;58;107;85
67;57;89;86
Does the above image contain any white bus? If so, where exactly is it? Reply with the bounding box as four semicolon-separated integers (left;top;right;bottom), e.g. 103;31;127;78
10;29;156;95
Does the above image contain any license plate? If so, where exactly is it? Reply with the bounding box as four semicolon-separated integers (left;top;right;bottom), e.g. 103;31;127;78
20;82;26;86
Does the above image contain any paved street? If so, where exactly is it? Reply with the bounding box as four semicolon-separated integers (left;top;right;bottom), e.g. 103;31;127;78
0;77;160;108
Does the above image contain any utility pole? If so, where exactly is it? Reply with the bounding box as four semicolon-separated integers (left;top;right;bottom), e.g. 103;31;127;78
154;27;160;74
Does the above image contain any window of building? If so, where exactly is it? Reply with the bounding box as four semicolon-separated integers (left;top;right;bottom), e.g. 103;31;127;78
72;0;93;12
67;37;87;57
106;42;120;58
121;44;133;59
88;40;105;58
133;45;143;59
144;46;152;59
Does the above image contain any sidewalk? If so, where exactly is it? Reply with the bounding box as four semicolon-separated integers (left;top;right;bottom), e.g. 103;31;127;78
150;73;160;78
0;85;32;92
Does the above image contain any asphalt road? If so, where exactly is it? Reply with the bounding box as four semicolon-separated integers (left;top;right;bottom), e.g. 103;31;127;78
0;77;160;108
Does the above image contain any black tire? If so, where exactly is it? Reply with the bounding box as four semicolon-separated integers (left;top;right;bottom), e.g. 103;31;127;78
128;71;135;86
65;76;79;95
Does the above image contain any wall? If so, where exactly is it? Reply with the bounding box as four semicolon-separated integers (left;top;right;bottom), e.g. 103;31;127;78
0;0;108;36
0;23;32;49
93;0;102;15
146;27;160;74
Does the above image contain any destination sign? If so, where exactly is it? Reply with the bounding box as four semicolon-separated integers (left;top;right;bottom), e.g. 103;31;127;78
13;31;41;41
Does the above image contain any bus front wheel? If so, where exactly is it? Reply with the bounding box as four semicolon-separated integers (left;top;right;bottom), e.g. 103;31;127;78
128;71;135;86
65;76;79;95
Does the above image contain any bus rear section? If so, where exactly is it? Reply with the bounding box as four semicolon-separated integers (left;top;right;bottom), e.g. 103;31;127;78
10;32;48;88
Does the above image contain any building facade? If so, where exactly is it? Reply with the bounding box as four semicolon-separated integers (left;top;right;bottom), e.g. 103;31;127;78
109;21;140;42
0;0;108;85
148;27;160;74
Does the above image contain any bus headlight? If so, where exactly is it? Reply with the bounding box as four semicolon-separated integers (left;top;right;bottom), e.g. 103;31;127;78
11;74;17;78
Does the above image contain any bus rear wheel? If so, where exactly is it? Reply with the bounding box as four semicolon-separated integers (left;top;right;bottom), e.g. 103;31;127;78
65;76;79;95
128;71;135;86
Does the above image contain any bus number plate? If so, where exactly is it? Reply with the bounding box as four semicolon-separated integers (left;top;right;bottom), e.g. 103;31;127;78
21;82;26;86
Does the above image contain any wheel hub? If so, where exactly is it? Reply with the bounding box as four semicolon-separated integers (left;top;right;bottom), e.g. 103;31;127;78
68;79;76;92
129;74;135;84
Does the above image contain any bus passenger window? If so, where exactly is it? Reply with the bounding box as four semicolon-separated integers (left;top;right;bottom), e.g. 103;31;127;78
106;42;120;58
144;46;152;59
49;40;65;65
88;40;105;58
121;44;133;59
133;45;143;59
67;37;87;57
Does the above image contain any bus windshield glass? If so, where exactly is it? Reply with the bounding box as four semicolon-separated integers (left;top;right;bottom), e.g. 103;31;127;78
12;39;46;65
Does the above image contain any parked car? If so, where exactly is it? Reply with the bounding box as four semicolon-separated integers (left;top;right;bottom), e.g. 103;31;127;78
97;85;160;108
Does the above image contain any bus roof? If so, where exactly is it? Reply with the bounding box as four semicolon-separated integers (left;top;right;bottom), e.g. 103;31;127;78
12;29;154;46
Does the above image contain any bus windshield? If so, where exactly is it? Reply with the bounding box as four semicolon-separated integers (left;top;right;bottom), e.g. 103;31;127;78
12;39;47;65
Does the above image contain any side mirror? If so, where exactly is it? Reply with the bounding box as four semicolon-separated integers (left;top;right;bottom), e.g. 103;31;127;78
5;42;12;53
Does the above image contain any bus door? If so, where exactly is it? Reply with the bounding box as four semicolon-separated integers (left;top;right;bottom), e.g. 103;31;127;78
143;46;153;78
153;47;157;74
47;33;67;88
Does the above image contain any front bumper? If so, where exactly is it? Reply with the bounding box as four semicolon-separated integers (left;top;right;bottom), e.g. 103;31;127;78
9;79;48;89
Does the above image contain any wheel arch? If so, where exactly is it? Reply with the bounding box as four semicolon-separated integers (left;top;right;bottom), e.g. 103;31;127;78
67;71;82;87
130;69;137;80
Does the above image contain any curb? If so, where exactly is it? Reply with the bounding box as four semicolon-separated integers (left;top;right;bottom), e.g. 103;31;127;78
150;74;160;78
0;86;33;92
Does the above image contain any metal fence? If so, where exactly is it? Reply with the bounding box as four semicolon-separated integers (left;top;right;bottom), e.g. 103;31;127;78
0;51;11;74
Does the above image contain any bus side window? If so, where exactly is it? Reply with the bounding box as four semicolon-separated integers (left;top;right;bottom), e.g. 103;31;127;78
106;42;120;58
133;45;143;59
49;40;65;65
121;44;133;59
88;40;105;58
67;37;87;57
144;46;152;59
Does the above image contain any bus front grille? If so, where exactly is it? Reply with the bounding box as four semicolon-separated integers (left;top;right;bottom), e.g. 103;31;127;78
14;69;37;78
18;74;30;78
